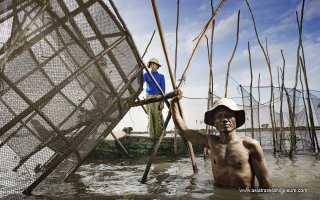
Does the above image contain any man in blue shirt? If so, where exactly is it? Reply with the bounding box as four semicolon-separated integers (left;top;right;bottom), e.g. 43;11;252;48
143;58;165;139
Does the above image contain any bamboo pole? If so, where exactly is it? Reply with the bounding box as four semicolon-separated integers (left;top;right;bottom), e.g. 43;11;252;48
107;0;170;108
142;30;156;58
0;0;97;66
173;0;180;155
245;0;276;152
248;42;254;139
203;0;216;159
266;38;278;151
0;1;32;21
151;0;176;86
24;70;143;194
277;67;281;148
178;0;227;89
107;0;197;182
174;0;180;79
295;4;319;152
291;2;307;152
300;56;320;152
133;91;177;106
258;73;262;145
279;50;286;152
142;0;198;179
111;132;129;156
0;1;49;67
64;65;145;182
283;86;295;158
224;10;240;98
299;64;311;151
138;29;157;115
0;35;127;136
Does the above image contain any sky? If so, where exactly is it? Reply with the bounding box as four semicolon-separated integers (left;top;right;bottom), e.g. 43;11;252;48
112;0;320;131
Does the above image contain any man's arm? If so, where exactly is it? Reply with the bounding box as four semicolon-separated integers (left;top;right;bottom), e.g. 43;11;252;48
170;90;209;147
245;138;272;188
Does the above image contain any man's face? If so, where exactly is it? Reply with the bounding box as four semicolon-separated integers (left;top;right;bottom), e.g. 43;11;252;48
212;107;237;133
150;63;159;71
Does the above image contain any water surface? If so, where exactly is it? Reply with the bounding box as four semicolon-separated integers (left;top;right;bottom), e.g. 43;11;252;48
2;152;319;200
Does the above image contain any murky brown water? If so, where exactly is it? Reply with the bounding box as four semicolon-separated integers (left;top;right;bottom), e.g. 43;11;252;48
2;152;320;200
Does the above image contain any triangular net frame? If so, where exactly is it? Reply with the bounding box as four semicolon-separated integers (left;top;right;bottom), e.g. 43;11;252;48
0;0;143;195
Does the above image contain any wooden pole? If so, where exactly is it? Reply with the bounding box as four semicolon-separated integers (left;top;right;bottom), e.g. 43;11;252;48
133;91;177;106
245;0;276;152
248;42;254;139
143;0;198;177
283;86;295;158
279;50;286;152
204;0;216;159
300;57;319;152
178;0;227;88
299;64;311;150
0;35;126;136
138;29;157;115
111;132;129;156
295;3;319;152
0;1;49;67
224;10;240;98
173;0;180;155
258;73;262;145
107;1;189;183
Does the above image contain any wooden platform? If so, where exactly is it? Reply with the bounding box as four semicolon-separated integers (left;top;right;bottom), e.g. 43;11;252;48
89;133;204;158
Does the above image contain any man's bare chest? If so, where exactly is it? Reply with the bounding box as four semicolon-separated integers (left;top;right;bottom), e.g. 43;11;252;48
210;143;250;168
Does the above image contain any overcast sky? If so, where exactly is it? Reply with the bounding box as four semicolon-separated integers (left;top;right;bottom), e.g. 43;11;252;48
112;0;320;131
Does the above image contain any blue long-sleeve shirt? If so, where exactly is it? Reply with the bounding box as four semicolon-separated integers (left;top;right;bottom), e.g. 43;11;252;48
143;71;165;95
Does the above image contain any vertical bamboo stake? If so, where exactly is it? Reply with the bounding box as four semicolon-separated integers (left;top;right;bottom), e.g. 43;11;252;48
299;64;311;150
143;0;198;180
204;0;216;159
296;3;319;152
291;1;307;152
138;29;157;115
177;0;227;88
265;38;278;151
279;50;286;152
108;1;180;183
173;0;180;155
258;73;262;145
276;66;281;141
248;42;254;138
245;0;276;152
283;86;295;158
224;10;240;98
300;57;319;152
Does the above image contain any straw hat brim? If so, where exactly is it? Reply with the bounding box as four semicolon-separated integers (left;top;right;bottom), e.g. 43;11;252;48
204;105;245;128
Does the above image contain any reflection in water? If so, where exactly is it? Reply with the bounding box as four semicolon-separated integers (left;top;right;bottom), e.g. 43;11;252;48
1;153;320;199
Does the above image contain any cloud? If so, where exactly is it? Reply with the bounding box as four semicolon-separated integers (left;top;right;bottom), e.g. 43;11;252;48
215;11;239;41
112;0;320;131
296;0;320;21
198;2;208;12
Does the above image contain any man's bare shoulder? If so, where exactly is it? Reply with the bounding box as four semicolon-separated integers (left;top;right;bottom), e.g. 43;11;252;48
241;136;262;151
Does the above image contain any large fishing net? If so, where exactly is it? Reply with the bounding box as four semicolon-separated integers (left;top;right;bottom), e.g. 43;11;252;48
240;86;320;152
0;0;143;196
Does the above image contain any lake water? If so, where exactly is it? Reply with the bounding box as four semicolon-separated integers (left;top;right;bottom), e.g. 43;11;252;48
2;152;320;200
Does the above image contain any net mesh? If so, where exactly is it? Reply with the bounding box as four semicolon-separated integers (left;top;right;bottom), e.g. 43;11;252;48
239;86;320;152
0;0;143;196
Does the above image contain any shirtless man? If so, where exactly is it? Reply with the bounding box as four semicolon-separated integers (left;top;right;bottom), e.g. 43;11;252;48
170;90;272;188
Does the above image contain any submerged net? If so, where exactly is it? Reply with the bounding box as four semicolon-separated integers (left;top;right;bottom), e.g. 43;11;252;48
240;86;320;152
0;0;143;196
